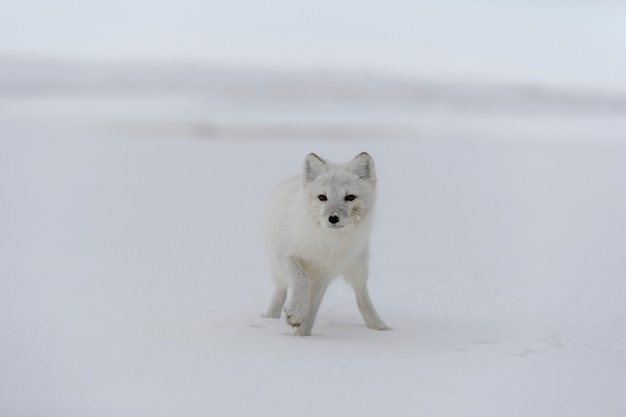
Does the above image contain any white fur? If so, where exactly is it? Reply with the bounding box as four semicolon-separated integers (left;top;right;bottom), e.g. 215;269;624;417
262;152;388;336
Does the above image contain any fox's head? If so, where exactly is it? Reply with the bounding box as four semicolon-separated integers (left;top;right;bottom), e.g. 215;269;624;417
303;152;376;230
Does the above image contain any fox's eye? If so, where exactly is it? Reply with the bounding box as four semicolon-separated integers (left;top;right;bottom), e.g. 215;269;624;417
345;194;356;201
318;195;327;201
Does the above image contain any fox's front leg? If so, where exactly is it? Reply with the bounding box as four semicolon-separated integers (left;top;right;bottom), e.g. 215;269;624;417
284;257;310;328
294;278;330;336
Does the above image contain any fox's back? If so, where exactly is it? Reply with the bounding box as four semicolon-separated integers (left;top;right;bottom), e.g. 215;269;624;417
262;175;301;257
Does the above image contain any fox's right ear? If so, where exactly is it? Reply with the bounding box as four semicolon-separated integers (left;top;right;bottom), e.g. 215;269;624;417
304;153;328;183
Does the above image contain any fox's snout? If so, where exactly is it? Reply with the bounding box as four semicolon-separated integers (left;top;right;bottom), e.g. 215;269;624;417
323;204;349;228
325;211;344;228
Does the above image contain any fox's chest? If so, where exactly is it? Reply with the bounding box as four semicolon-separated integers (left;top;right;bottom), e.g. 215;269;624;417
293;230;363;275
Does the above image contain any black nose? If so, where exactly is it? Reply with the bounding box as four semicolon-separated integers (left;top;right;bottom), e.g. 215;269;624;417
329;215;340;224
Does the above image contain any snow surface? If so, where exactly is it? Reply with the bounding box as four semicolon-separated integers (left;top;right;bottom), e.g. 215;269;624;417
1;84;626;417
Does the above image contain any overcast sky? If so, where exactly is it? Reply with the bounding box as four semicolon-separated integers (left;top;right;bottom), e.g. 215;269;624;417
2;0;626;91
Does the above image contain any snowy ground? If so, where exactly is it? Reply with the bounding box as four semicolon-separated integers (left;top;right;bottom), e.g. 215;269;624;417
1;86;626;416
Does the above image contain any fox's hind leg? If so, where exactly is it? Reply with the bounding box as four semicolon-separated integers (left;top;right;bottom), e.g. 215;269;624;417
263;264;288;318
344;250;389;330
263;286;287;318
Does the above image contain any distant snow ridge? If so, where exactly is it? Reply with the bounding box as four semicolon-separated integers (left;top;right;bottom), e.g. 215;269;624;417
1;56;625;116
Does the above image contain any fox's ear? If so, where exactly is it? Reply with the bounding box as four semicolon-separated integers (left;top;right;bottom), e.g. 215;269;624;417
304;153;328;183
348;152;376;181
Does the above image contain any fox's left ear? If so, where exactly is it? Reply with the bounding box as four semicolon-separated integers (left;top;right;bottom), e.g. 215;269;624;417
348;152;376;181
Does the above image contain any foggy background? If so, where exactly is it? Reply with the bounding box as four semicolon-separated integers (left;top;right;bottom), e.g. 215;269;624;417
2;0;626;139
3;0;626;91
2;0;626;147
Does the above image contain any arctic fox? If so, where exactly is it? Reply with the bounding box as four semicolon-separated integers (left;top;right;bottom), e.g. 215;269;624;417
262;152;388;336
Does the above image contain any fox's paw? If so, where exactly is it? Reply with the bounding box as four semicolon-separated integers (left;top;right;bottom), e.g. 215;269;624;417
363;316;390;331
366;322;391;331
293;324;312;337
284;304;307;328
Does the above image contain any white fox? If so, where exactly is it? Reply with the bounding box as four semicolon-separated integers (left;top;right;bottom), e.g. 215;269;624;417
262;152;388;336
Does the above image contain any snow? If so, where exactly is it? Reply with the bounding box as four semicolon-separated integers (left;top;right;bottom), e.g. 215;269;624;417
1;75;626;417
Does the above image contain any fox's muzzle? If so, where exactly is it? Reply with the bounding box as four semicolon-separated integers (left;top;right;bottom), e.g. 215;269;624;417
323;204;349;228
